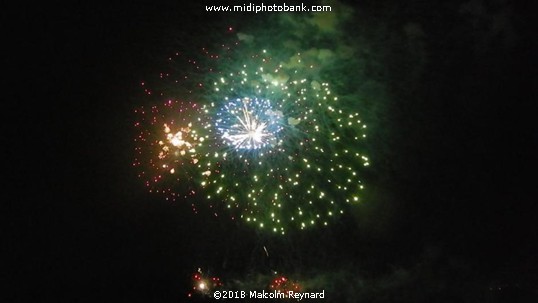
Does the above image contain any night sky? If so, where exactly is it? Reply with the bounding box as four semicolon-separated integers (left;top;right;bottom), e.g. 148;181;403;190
7;1;537;302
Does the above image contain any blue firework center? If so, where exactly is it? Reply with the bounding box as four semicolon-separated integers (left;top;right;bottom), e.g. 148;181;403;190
215;97;285;150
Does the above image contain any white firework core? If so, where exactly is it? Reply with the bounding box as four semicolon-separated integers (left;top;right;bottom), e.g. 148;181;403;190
217;97;282;150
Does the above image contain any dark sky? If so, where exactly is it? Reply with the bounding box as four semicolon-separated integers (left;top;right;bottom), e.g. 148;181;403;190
7;1;537;302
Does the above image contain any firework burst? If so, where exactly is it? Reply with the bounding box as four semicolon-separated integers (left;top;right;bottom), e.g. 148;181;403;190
216;97;283;150
196;48;369;234
133;31;369;233
133;99;208;211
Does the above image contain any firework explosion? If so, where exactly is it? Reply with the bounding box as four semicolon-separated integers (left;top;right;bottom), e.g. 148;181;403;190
133;99;208;211
269;275;302;293
134;35;369;233
197;48;369;234
187;269;224;298
216;97;283;150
